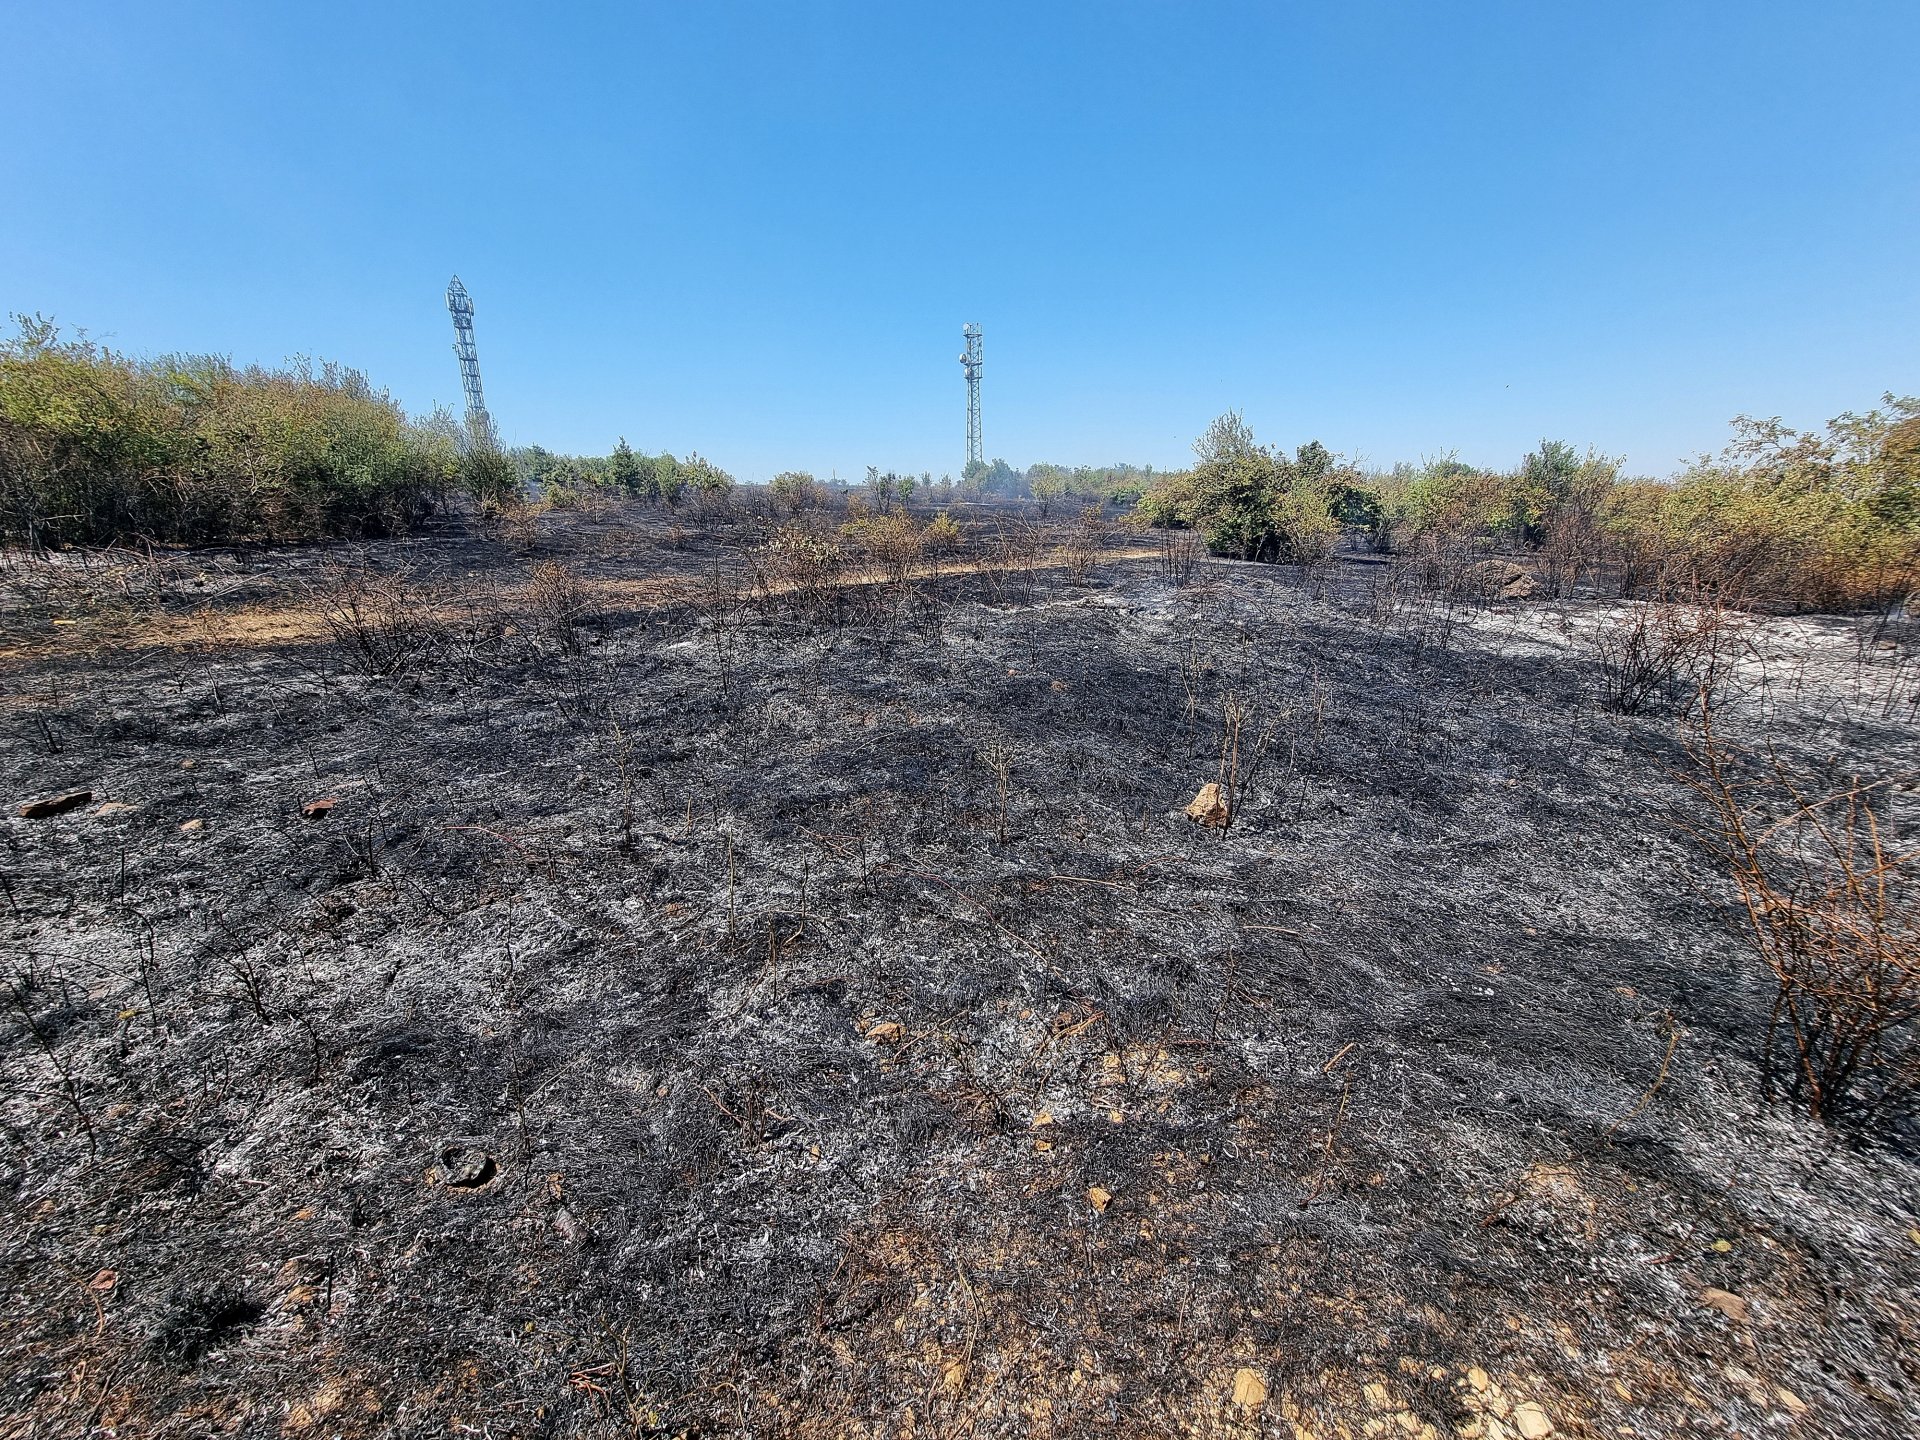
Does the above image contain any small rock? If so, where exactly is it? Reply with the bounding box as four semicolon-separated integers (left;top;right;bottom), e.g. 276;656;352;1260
1463;558;1540;601
18;789;92;819
92;801;138;817
435;1143;497;1190
1184;782;1230;828
1466;1367;1491;1392
301;796;339;821
1775;1386;1807;1415
1700;1287;1748;1323
1511;1400;1554;1438
865;1020;904;1043
1230;1368;1267;1408
1087;1185;1112;1212
179;818;206;834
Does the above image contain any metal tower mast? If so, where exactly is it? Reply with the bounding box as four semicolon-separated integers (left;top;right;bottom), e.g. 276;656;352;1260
445;276;496;450
960;323;983;469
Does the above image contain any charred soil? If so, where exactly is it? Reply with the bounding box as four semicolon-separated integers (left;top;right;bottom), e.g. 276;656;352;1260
3;509;1918;1438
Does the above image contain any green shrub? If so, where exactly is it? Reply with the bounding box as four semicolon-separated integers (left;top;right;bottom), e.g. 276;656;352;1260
1137;412;1341;562
1599;400;1920;610
0;316;464;546
770;470;820;511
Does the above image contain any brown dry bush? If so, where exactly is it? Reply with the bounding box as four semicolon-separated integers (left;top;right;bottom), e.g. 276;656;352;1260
1536;502;1605;599
1592;589;1748;715
1404;527;1491;601
1056;505;1107;584
481;495;547;551
527;560;589;654
310;559;448;676
753;522;846;623
922;509;964;555
853;510;926;589
977;517;1044;605
1685;708;1920;1126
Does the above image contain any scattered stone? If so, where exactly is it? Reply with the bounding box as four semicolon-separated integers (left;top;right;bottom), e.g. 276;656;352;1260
1184;781;1230;828
1466;1367;1491;1393
302;796;339;820
18;789;92;819
1087;1185;1112;1212
1775;1386;1807;1415
1511;1400;1554;1438
1231;1368;1267;1408
435;1143;497;1190
1700;1287;1748;1323
179;818;206;834
1463;559;1540;601
92;800;138;817
865;1020;903;1043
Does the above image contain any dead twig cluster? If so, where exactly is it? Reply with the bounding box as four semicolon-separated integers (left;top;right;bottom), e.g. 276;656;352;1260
527;559;589;655
309;557;448;677
1684;703;1920;1126
1157;528;1203;587
1056;505;1107;585
1593;590;1748;715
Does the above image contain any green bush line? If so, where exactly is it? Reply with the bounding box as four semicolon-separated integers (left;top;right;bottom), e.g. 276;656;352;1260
0;316;505;547
1136;402;1920;612
7;313;1915;613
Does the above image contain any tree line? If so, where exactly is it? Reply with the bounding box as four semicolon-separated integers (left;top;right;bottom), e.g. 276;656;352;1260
7;312;1915;613
1138;402;1920;611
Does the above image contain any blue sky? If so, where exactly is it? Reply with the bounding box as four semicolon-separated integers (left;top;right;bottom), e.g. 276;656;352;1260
4;2;1916;481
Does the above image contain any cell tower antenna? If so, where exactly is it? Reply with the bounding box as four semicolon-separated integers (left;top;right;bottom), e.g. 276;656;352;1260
445;276;497;450
960;323;983;469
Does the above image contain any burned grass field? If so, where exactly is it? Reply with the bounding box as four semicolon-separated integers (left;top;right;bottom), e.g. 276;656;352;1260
3;511;1919;1438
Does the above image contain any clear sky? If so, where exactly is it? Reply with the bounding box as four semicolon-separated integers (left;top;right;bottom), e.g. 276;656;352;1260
4;2;1916;481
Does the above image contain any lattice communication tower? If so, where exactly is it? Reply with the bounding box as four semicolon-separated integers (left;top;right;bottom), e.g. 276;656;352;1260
960;323;983;469
445;276;497;450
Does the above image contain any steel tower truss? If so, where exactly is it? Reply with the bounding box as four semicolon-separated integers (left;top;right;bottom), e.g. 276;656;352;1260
445;276;496;450
960;323;983;469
